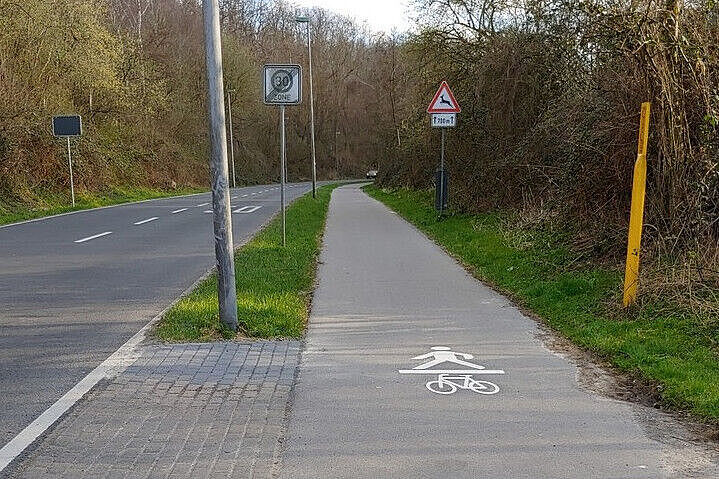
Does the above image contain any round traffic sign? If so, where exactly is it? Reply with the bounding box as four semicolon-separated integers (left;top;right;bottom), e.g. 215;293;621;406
271;70;293;93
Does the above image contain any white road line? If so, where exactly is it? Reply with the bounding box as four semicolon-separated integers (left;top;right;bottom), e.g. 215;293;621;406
73;231;112;243
233;205;262;214
133;217;159;225
0;191;208;230
242;194;248;197
231;196;237;200
196;202;209;207
0;264;216;473
397;369;505;375
204;210;213;214
171;208;188;214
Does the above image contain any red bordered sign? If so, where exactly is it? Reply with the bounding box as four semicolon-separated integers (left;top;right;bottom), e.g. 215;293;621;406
427;81;461;113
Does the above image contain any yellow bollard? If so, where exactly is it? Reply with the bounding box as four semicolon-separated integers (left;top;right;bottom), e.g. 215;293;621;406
623;102;651;307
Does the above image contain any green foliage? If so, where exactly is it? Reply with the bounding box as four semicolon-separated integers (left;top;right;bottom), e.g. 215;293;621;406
366;185;719;420
156;184;338;341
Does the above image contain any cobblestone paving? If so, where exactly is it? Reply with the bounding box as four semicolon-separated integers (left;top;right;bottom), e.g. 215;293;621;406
6;341;300;479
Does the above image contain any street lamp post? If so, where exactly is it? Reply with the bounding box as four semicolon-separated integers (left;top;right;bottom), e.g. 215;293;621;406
295;14;317;198
226;88;236;188
201;0;238;331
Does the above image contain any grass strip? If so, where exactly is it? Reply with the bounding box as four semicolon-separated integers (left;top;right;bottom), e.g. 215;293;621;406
365;185;719;421
0;186;206;226
155;184;338;341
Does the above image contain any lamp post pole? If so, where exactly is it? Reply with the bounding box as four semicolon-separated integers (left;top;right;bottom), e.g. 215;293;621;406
201;0;238;331
226;89;237;188
296;14;317;198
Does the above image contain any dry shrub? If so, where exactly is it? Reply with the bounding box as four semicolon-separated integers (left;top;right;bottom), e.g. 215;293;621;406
380;0;718;312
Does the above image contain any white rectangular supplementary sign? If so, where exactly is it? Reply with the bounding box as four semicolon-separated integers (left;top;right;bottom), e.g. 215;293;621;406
431;113;456;128
263;64;302;105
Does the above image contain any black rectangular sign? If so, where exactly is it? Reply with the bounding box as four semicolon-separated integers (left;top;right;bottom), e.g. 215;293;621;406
52;115;82;137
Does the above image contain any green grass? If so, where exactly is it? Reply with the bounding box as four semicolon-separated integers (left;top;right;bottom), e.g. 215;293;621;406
0;186;206;226
155;184;338;341
365;186;719;421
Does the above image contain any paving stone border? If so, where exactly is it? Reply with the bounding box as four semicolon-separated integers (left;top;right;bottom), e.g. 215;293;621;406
6;340;300;479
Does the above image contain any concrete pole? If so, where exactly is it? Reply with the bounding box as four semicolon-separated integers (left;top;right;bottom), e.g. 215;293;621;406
202;0;238;331
307;22;317;198
280;105;287;247
227;89;237;188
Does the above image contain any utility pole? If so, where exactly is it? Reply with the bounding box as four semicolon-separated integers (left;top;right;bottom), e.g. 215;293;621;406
202;0;238;331
227;89;237;188
295;14;317;198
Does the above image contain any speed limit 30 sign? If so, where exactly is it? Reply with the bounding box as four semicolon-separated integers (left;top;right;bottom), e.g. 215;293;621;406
263;64;302;105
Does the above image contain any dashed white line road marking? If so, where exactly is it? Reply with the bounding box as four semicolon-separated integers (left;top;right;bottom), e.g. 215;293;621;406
231;196;237;200
133;217;159;225
196;202;209;207
172;208;188;214
74;231;112;243
242;194;248;197
233;205;262;214
204;210;213;214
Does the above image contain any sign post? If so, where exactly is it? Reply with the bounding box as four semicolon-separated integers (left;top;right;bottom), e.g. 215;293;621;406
52;115;82;207
263;64;302;246
427;81;460;216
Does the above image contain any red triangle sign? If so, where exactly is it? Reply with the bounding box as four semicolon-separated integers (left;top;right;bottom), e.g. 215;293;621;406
427;81;461;113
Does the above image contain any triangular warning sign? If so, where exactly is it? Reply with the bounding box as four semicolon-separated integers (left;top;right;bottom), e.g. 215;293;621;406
427;81;461;113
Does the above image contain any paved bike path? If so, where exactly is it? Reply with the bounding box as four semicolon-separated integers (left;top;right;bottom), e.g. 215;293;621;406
279;184;717;478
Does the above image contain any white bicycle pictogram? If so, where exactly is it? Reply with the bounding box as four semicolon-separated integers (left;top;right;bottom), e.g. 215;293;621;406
425;373;500;395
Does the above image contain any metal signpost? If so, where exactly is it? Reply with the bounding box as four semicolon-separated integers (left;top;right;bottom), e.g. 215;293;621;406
263;64;302;246
52;115;82;207
427;81;461;216
202;0;238;331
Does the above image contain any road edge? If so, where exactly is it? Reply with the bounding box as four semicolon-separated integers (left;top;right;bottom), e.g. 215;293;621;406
0;184;317;473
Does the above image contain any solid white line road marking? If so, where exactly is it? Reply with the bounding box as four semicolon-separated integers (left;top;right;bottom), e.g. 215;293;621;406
74;231;112;243
0;264;217;473
171;208;188;214
133;217;159;225
397;369;505;375
233;205;262;214
196;202;209;207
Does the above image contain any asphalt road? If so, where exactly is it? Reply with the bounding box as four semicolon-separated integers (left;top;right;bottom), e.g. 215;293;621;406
0;182;313;447
279;185;718;478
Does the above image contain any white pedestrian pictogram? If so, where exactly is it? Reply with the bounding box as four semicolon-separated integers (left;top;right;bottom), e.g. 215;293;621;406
410;346;485;370
398;346;505;395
